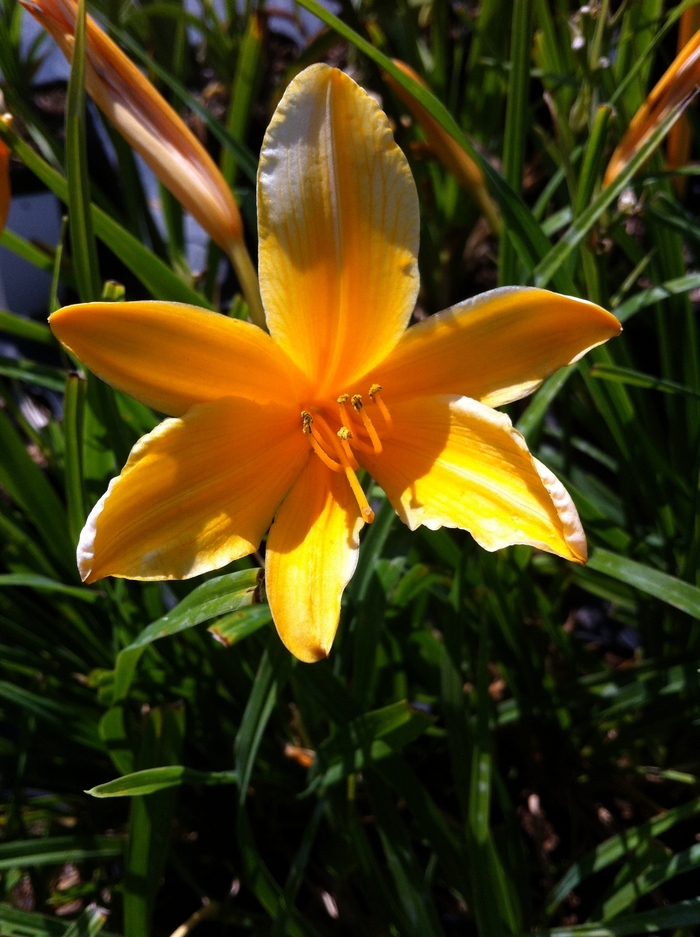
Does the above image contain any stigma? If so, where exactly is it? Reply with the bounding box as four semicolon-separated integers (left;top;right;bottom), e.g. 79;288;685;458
300;385;392;524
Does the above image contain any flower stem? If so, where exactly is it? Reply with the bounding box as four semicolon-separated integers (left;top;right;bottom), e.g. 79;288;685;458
227;237;267;331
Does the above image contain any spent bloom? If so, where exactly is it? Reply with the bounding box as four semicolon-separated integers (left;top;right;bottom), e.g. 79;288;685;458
50;65;621;662
23;0;263;325
604;26;700;187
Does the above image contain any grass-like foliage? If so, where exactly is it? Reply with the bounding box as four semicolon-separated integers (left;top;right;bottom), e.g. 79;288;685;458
2;0;700;934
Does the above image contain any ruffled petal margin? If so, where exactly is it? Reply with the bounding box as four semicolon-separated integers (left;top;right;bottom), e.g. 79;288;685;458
265;455;364;663
78;397;308;582
362;394;586;563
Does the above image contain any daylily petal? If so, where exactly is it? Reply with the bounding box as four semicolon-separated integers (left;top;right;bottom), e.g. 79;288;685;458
604;27;700;187
78;396;308;583
383;60;500;233
49;301;310;416
369;287;621;408
362;395;586;563
258;63;420;394
266;454;363;663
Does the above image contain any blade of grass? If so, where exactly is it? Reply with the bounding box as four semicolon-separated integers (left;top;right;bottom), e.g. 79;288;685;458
533;96;693;288
63;372;87;547
498;0;533;286
65;0;100;301
547;795;700;914
86;765;237;798
590;363;700;398
587;548;700;619
0;309;53;345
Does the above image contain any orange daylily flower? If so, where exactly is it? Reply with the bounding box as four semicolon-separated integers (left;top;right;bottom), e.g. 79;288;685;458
383;60;500;233
23;0;264;326
50;66;620;663
604;26;700;188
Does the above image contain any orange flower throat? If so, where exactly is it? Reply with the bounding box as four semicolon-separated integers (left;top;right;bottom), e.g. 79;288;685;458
301;384;392;524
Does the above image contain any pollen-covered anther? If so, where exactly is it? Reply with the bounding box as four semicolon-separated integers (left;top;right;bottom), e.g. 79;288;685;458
337;426;352;440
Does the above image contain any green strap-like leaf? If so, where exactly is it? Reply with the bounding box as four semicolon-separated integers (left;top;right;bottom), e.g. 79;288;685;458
547;795;700;914
533;96;693;289
0;835;123;870
531;897;700;936
65;0;100;301
86;765;238;798
124;567;262;651
0;573;97;601
587;549;700;619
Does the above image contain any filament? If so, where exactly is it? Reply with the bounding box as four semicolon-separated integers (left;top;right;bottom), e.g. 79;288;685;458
351;395;382;454
343;467;375;523
369;384;392;432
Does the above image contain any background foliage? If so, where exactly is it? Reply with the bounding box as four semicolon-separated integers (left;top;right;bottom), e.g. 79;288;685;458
2;0;700;934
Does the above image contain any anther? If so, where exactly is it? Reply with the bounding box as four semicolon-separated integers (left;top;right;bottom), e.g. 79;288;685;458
336;426;359;468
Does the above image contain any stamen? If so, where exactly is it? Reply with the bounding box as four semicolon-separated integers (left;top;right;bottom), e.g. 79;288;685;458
337;427;360;469
343;466;375;523
368;384;392;432
351;395;382;454
301;410;374;523
301;411;343;473
336;394;374;454
314;411;359;470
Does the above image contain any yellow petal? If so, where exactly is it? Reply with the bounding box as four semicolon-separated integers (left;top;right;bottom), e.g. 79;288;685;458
362;395;586;563
258;63;419;394
78;397;308;582
266;454;363;663
604;27;700;187
49;301;310;416
23;0;243;255
368;287;621;408
383;60;500;233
